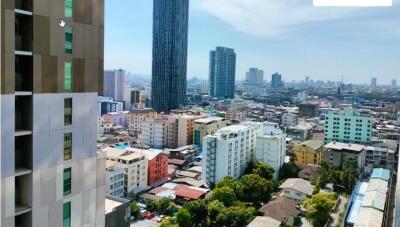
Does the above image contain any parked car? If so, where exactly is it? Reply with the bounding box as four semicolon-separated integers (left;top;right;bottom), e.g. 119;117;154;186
143;211;155;220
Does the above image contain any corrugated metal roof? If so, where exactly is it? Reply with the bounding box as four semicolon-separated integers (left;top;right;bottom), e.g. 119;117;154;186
366;178;388;194
371;168;390;181
362;190;387;211
354;207;383;227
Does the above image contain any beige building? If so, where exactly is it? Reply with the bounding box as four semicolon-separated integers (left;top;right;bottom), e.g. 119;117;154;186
104;147;148;197
167;114;207;148
1;0;105;226
193;117;226;146
129;108;156;135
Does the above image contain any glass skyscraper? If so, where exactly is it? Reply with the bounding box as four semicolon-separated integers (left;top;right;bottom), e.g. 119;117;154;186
209;47;236;99
152;0;189;112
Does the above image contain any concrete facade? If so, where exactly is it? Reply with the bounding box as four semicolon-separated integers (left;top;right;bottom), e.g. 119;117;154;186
1;0;105;225
202;125;256;185
324;109;372;144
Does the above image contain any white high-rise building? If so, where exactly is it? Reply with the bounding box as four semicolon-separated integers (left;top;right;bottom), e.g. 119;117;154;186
254;123;286;179
202;125;256;185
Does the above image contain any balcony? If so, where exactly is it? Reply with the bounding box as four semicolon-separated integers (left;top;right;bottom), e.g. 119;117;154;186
15;136;32;176
15;13;33;53
15;0;32;12
15;212;32;227
15;96;32;135
15;174;32;215
15;55;33;93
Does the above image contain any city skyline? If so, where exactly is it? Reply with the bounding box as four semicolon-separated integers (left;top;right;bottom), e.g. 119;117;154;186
105;0;400;84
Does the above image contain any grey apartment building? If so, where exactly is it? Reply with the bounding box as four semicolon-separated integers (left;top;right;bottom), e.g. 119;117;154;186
209;47;236;99
1;0;105;226
151;0;189;112
104;69;126;102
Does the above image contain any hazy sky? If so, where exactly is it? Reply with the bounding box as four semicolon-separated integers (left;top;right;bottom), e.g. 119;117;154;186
105;0;400;84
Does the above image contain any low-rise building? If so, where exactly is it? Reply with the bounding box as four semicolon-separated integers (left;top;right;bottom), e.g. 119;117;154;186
364;146;396;175
105;195;130;227
103;111;130;129
345;168;391;227
258;196;300;225
281;113;297;127
247;216;281;227
106;163;125;198
279;178;313;201
126;148;169;187
294;140;324;165
104;147;148;196
298;101;319;117
323;141;366;172
166;145;198;162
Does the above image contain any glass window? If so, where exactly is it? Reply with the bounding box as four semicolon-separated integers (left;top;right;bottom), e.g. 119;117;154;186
64;133;72;160
65;26;73;54
65;0;73;17
64;62;72;91
64;168;71;196
64;98;72;125
63;202;71;227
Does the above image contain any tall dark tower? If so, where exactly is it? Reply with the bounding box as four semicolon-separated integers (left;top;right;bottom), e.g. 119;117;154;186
152;0;189;112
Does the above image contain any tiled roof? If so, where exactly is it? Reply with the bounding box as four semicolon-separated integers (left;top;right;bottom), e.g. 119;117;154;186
279;178;313;196
175;186;206;200
258;197;300;222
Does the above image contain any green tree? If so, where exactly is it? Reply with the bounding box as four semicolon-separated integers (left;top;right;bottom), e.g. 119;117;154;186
303;192;337;227
144;198;158;212
239;174;272;203
245;161;274;180
183;200;208;226
216;206;256;227
208;200;225;223
211;186;236;206
130;201;140;217
216;176;244;199
176;208;192;227
157;198;177;215
278;162;300;180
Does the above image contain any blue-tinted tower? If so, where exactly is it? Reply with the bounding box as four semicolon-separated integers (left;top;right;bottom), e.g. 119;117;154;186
152;0;189;112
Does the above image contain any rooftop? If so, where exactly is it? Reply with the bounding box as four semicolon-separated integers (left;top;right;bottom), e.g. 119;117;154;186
194;117;224;124
370;168;390;181
279;178;313;196
247;216;281;227
258;196;300;222
324;141;366;152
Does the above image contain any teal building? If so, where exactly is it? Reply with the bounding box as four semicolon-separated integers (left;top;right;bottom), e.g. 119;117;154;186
324;109;372;144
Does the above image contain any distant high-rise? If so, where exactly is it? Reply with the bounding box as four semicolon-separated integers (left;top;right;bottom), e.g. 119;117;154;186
104;69;126;102
245;68;264;83
271;72;284;89
152;0;189;112
391;79;397;89
209;47;236;99
371;77;377;89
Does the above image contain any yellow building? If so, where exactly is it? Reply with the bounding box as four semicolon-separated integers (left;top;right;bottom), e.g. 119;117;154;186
294;140;324;165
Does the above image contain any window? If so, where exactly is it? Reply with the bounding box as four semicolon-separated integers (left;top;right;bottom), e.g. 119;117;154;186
64;62;72;91
64;133;72;160
65;0;73;17
64;98;72;125
63;202;71;227
65;26;73;54
64;168;71;196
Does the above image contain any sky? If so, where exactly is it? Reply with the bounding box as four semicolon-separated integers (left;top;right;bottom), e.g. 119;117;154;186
105;0;400;84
